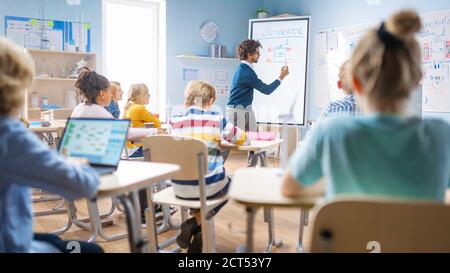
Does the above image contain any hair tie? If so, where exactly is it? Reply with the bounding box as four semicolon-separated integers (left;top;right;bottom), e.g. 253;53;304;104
378;22;404;48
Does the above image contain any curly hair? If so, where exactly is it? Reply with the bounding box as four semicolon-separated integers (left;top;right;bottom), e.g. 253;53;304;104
238;39;262;60
75;69;110;104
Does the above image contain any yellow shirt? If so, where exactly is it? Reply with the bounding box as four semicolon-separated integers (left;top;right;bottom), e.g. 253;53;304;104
124;103;161;148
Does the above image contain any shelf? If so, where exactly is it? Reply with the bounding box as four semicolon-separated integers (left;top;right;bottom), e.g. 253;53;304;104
177;54;240;63
27;48;96;56
35;77;77;82
176;55;241;68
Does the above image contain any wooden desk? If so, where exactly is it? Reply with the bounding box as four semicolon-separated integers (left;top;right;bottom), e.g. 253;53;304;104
229;168;323;253
29;120;66;148
95;160;180;253
222;139;286;253
221;139;283;153
221;139;282;167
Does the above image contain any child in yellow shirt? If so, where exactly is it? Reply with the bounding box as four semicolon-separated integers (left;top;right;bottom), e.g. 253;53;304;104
124;83;161;158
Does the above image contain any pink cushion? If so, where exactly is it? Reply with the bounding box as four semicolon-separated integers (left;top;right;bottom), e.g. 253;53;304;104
247;132;276;141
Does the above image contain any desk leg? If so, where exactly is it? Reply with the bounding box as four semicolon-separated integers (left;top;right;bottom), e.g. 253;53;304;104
131;190;142;228
263;207;283;253
118;194;146;253
297;208;309;253
245;207;257;253
146;187;159;253
260;152;283;252
85;200;100;243
258;152;267;168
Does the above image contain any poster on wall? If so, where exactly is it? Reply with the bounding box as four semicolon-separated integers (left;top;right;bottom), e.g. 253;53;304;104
5;15;91;52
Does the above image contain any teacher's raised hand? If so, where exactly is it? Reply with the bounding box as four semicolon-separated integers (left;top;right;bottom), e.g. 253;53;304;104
279;65;290;81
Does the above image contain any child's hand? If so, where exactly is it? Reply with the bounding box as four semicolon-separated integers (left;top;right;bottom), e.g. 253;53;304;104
66;157;89;167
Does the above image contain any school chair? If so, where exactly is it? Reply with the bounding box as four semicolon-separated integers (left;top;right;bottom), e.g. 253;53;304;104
142;135;227;253
309;198;450;253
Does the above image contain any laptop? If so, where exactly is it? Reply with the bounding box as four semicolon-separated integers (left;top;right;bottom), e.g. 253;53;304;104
58;118;130;176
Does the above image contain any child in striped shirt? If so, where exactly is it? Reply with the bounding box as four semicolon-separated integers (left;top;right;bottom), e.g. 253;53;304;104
170;80;248;252
317;60;360;122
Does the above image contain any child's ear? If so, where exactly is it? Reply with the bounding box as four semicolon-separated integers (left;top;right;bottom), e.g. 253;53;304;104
352;77;364;95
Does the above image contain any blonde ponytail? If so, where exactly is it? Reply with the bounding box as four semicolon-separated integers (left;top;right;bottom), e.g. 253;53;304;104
351;9;422;111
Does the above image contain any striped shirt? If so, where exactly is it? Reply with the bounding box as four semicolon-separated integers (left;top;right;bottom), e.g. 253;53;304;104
169;106;248;199
318;94;360;122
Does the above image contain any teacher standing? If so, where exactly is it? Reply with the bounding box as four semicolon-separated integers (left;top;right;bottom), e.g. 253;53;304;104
226;39;289;166
227;39;290;132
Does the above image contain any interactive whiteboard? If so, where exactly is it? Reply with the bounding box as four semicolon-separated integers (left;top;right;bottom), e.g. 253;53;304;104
250;17;310;126
315;9;450;113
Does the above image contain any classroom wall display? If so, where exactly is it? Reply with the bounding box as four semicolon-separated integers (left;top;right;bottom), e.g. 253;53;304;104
315;9;450;113
5;15;91;52
182;68;232;97
250;17;310;126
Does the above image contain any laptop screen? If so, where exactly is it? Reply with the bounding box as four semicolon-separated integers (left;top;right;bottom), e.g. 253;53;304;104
58;118;130;167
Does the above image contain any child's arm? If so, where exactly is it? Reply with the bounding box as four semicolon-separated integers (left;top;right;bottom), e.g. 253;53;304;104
221;118;248;145
2;129;100;200
139;106;161;128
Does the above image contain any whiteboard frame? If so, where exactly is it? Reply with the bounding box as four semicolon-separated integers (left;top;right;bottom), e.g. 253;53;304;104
248;16;311;127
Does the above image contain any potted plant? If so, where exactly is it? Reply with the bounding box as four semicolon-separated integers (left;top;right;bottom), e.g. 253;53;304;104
257;8;269;18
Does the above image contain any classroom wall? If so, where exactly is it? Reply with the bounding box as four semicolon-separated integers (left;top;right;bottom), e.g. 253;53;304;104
262;0;450;124
1;0;263;114
0;0;102;69
166;0;262;111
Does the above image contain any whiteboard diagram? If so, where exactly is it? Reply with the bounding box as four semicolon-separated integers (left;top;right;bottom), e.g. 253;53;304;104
266;39;294;64
419;11;450;112
250;17;310;126
315;9;450;113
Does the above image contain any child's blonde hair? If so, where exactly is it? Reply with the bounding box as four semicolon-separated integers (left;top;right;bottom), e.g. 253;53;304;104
125;83;149;113
110;81;121;100
351;10;422;111
184;80;216;108
0;38;34;115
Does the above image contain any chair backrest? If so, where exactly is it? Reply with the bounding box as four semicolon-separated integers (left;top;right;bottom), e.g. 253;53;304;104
309;198;450;253
142;135;208;181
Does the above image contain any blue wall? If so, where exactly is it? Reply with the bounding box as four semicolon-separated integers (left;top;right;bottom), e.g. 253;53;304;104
166;0;262;110
262;0;450;123
0;0;102;68
1;0;263;113
3;0;448;122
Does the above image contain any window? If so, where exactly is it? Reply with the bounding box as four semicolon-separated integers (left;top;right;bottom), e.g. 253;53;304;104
103;0;166;120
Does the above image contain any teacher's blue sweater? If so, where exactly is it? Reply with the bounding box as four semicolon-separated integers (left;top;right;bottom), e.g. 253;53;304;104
227;63;281;108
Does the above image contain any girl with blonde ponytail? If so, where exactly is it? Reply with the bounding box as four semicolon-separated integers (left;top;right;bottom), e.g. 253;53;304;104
282;10;450;202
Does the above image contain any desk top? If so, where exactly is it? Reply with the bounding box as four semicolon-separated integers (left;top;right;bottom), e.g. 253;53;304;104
97;160;180;198
229;168;322;209
29;120;67;133
221;139;283;152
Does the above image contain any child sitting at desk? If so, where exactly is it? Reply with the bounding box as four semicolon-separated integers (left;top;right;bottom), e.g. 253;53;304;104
71;69;115;119
123;83;161;158
105;81;123;118
71;70;154;141
282;10;450;202
170;80;249;252
0;38;103;253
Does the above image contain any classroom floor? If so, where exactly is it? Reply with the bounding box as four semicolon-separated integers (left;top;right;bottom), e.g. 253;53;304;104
32;151;312;253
